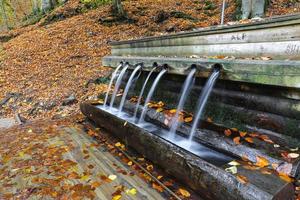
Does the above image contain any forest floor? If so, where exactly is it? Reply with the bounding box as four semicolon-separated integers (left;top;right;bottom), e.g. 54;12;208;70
0;0;299;199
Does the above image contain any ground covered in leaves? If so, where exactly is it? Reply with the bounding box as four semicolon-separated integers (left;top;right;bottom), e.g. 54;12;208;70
0;114;196;199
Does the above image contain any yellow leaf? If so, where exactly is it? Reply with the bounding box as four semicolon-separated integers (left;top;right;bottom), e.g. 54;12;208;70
112;195;122;200
156;108;163;112
108;174;117;181
126;188;137;195
157;175;163;180
146;165;153;171
169;109;177;114
231;128;238;132
184;117;193;123
115;142;121;147
178;188;191;197
80;175;90;181
18;151;25;158
255;156;269;168
127;161;133;166
278;173;294;183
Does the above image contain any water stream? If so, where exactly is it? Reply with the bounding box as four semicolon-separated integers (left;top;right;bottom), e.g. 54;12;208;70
133;67;157;119
168;68;196;139
109;64;129;110
103;63;123;108
138;69;167;124
188;69;220;142
118;65;142;115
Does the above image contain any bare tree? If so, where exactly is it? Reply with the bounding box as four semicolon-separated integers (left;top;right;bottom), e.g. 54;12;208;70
242;0;265;19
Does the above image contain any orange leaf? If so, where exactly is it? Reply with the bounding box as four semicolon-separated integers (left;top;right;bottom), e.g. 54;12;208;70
243;165;260;170
152;183;164;192
231;128;238;132
255;156;269;168
241;155;249;162
245;137;254;143
236;175;248;184
233;137;241;145
249;133;259;138
91;181;101;188
239;131;247;137
260;168;272;175
224;129;232;136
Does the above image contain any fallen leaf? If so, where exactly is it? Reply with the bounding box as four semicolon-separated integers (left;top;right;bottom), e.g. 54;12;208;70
243;165;260;170
169;109;177;114
239;131;247;137
288;153;299;159
255;156;269;168
228;161;240;166
108;174;117;181
260;168;272;175
206;117;213;123
123;121;128;126
236;175;248;184
178;188;191;197
125;188;137;195
112;195;122;200
278;173;294;183
225;166;237;174
152;183;164;192
127;161;133;166
91;181;101;188
231;128;238;132
156;108;163;112
115;142;121;147
184;117;193;123
146;165;153;171
233;137;241;145
274;144;280;148
245;137;254;143
290;147;299;152
224;129;232;136
157;175;163;180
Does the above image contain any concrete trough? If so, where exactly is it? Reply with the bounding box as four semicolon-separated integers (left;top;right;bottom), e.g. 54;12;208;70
81;102;295;200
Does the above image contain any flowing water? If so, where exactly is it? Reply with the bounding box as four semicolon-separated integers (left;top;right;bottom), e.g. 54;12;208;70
138;69;167;124
103;63;123;108
133;67;157;119
118;65;142;115
188;69;220;142
109;64;129;110
168;68;196;139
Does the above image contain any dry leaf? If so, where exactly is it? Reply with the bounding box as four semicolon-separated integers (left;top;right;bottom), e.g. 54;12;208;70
233;137;241;145
156;108;163;112
112;195;122;200
178;188;191;197
169;109;177;114
228;161;240;166
239;131;247;137
260;168;272;175
206;117;213;123
125;188;137;195
278;173;294;183
108;174;117;181
152;183;164;192
288;153;299;159
245;137;254;143
224;129;232;136
184;117;193;123
236;175;248;184
255;156;269;168
91;181;101;188
146;165;153;171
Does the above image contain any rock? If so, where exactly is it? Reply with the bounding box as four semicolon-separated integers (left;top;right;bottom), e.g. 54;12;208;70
0;118;16;129
62;94;78;106
154;10;170;23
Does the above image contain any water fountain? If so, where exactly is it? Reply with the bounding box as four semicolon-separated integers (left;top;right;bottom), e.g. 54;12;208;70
82;14;300;200
188;64;221;143
118;64;142;115
168;67;196;139
138;68;167;124
103;63;123;108
133;66;157;119
109;64;129;110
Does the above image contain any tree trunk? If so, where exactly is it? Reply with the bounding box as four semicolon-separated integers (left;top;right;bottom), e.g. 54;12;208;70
112;0;125;17
242;0;265;19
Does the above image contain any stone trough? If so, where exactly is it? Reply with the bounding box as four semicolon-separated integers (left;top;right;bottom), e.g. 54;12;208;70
82;14;300;200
